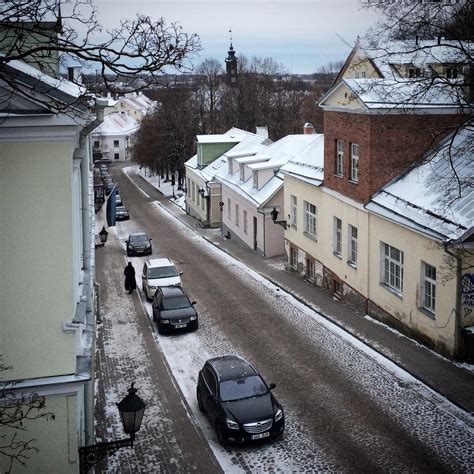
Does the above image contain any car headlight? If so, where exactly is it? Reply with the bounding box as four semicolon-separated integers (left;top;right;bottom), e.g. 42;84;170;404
160;319;170;324
145;243;151;248
190;315;197;321
226;419;239;430
275;407;283;422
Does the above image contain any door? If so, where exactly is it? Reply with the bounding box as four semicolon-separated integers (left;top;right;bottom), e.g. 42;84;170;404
253;216;258;251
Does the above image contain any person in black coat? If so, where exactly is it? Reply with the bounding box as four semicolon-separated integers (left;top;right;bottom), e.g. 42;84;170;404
124;262;137;294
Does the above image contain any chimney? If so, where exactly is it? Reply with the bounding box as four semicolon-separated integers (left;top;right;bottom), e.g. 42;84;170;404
303;123;315;135
256;126;269;139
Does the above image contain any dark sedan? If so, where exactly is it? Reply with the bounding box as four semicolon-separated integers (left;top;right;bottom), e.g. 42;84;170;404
152;286;198;334
126;232;152;256
196;355;284;446
115;205;129;221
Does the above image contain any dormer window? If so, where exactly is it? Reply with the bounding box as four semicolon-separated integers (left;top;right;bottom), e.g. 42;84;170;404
239;164;245;181
447;67;458;79
252;171;258;189
409;67;423;78
228;157;233;174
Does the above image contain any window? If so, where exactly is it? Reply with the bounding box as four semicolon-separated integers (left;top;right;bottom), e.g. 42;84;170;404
409;67;422;78
243;210;248;234
113;140;119;148
290;247;298;270
350;144;359;182
304;201;317;238
382;243;404;294
290;195;297;228
421;262;436;314
114;153;119;160
93;140;100;148
333;217;342;256
197;192;200;207
239;164;245;181
361;71;367;78
235;204;240;227
348;225;358;266
336;140;344;177
227;198;231;220
447;67;458;79
252;171;258;189
228;157;233;174
191;182;195;202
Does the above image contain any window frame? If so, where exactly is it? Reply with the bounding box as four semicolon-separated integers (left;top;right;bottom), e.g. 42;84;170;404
382;242;404;295
243;210;248;234
350;143;359;183
333;217;342;257
336;140;344;177
113;139;120;148
421;261;436;315
348;224;358;267
235;204;240;227
303;201;317;239
227;198;231;220
290;195;297;228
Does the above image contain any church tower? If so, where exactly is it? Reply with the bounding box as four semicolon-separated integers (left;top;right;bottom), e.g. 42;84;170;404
225;29;238;85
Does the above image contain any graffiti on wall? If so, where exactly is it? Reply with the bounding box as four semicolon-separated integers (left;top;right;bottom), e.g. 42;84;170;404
461;273;474;321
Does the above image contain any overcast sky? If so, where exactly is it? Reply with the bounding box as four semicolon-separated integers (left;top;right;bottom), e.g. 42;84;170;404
94;0;380;74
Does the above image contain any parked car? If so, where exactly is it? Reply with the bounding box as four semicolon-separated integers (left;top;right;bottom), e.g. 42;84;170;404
126;232;152;256
142;257;182;300
152;286;198;334
196;355;285;446
103;176;113;185
106;182;116;194
115;206;129;221
115;193;122;205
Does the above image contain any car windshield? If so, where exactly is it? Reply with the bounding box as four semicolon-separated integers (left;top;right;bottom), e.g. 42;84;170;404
162;295;190;310
130;235;148;243
116;207;126;212
148;266;178;279
219;375;268;402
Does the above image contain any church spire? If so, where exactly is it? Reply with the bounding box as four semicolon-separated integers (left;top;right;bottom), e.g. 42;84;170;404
225;28;238;85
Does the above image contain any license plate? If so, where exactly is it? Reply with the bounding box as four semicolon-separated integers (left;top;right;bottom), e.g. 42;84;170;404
251;432;270;440
174;323;187;329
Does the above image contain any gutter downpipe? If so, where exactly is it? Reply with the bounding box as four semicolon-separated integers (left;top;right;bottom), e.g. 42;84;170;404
257;207;266;257
443;241;463;359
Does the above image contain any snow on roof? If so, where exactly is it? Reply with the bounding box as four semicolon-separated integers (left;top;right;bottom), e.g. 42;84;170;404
367;127;473;241
358;38;470;79
280;134;324;184
342;78;463;109
120;93;155;115
93;111;140;136
2;56;86;98
217;134;322;207
196;134;241;144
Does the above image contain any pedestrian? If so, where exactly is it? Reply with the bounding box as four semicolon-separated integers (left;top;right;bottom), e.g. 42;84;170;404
124;262;136;294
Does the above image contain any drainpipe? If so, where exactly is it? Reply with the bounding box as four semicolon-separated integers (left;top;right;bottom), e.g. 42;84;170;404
443;241;463;359
257;207;266;256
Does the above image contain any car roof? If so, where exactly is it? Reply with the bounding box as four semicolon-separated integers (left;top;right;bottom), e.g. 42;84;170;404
146;257;173;268
159;286;186;297
129;232;148;238
206;355;257;381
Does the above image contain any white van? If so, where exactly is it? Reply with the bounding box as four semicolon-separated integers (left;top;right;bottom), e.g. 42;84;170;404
142;258;182;301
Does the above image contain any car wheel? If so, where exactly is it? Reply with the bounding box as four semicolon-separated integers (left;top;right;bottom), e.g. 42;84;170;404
152;311;156;322
157;323;164;335
197;388;204;412
216;422;227;447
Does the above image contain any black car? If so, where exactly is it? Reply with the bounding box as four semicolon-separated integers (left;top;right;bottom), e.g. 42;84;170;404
115;205;129;221
196;355;284;446
126;232;152;256
152;286;198;334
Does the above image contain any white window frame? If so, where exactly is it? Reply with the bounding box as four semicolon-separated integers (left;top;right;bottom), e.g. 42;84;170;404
235;204;240;227
228;157;233;174
243;210;248;234
290;247;298;270
113;139;119;148
382;242;404;294
252;171;258;189
239;164;245;182
336;140;344;177
350;143;359;182
334;217;342;257
303;201;317;239
348;224;358;267
421;262;436;314
306;258;315;281
290;195;297;228
227;198;231;220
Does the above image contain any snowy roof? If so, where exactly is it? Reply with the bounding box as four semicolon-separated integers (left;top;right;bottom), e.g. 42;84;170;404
359;38;470;79
120;93;155;115
93;111;140;136
366;127;473;241
280;134;324;184
196;134;241;144
217;134;322;207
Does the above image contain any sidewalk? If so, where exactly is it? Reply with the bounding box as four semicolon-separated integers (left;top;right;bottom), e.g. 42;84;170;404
132;168;474;415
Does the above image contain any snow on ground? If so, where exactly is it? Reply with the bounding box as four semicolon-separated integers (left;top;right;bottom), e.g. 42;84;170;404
99;166;474;472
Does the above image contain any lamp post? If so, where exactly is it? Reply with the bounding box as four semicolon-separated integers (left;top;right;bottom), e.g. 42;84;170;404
270;207;288;230
95;226;109;249
79;383;146;473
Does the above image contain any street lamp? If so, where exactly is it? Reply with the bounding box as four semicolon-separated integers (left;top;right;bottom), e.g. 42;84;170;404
95;226;109;249
79;383;146;473
270;207;288;230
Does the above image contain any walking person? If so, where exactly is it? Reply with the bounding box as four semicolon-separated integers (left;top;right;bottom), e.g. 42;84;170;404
124;262;137;294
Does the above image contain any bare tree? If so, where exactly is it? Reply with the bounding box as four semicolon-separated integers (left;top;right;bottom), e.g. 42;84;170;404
0;357;55;472
0;0;201;111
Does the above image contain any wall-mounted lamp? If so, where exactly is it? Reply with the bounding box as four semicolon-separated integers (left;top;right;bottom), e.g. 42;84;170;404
199;188;206;198
270;207;287;230
79;383;146;473
95;226;109;249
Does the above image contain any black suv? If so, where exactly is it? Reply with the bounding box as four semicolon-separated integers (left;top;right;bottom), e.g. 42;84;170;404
152;286;198;334
126;232;152;256
196;355;284;446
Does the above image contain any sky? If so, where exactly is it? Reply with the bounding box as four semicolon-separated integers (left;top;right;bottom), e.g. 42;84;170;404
93;0;381;74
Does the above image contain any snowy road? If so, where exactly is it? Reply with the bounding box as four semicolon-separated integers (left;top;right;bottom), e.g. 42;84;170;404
100;166;474;472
